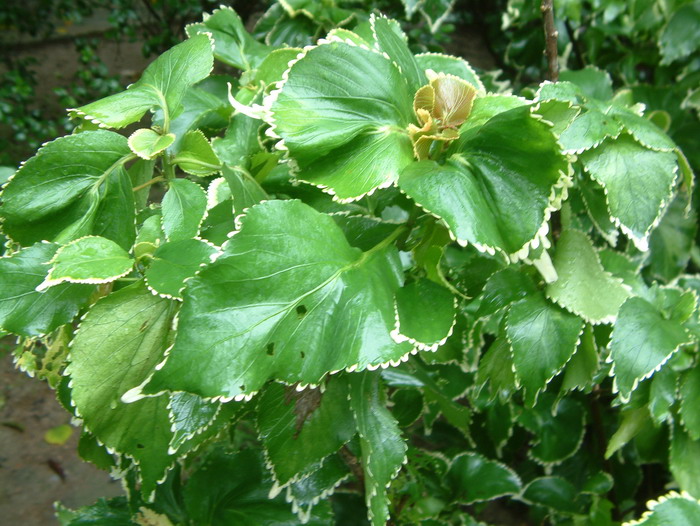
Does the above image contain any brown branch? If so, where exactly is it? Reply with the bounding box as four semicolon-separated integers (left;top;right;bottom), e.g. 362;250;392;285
339;445;365;493
541;0;559;81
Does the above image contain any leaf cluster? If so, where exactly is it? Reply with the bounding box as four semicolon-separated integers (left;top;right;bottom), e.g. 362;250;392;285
1;2;700;525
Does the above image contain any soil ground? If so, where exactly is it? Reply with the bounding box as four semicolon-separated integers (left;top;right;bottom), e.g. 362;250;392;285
0;352;123;525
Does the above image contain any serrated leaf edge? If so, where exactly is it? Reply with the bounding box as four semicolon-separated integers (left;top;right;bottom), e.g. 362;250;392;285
390;295;458;351
63;285;178;502
523;399;587;466
259;388;355;498
622;490;700;525
448;451;522;504
37;235;134;290
144;237;221;301
127;129;174;160
607;294;695;403
165;394;224;454
581;133;680;251
504;302;585;407
67;32;216;130
544;229;631;325
261;36;410;204
348;379;408;526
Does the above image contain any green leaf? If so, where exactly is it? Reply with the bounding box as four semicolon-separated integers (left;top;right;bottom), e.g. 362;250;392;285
213;113;262;170
611;296;693;400
128;129;175;160
0;130;131;246
56;497;136;526
647;196;697;282
39;236;133;289
286;454;350;522
0;166;14;186
580;135;679;251
145;238;218;299
44;424;74;445
559;110;623;153
561;325;599;392
485;401;513;456
221;166;267;215
521;476;581;514
268;41;414;200
297;132;415;201
142;200;412;400
648;366;677;424
257;380;355;487
400;106;568;257
533;98;580;136
371;15;425;92
172;130;221;177
410;361;472;436
134;214;164;259
186;6;270;70
182;448;333;525
476;267;538;319
78;431;115;471
605;407;650;459
400;0;423;17
129;159;155;212
659;2;700;64
547;230;630;324
420;0;455;32
680;364;700;440
670;423;700;498
349;372;406;526
161;179;208;241
518;395;586;464
0;243;93;337
331;214;400;252
415;53;484;92
622;491;700;525
70;34;214;128
446;452;521;504
199;200;235;246
609;106;676;152
168;392;223;452
578;174;619;245
391;389;424;427
248;48;303;89
507;294;584;406
393;279;456;350
66;282;175;498
559;66;613;101
475;336;517;402
537;81;586;106
164;83;231;152
94;166;136;251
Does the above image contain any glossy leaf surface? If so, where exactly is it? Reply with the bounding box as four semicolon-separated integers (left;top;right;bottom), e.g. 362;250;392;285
67;283;175;497
144;200;412;399
0;243;93;337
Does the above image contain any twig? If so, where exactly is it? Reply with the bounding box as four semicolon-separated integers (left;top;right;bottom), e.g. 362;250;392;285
540;0;559;81
564;19;585;68
132;176;164;193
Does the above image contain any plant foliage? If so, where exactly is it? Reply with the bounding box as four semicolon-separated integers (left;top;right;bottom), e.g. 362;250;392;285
2;1;700;525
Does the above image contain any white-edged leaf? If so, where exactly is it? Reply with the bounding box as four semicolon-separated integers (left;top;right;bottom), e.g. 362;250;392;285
349;372;406;526
547;230;630;324
39;236;133;289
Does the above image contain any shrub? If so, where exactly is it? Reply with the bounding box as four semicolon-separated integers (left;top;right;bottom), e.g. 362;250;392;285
2;2;700;524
